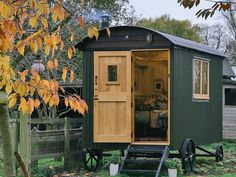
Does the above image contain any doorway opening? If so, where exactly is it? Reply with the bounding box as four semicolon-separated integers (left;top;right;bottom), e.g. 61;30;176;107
132;50;169;144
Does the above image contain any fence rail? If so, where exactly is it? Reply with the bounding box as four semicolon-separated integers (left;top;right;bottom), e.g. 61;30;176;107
10;114;83;171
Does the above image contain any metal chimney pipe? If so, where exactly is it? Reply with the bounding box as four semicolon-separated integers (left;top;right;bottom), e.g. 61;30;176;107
100;15;111;29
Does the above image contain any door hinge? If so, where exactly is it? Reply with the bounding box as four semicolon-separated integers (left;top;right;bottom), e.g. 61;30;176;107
131;131;133;137
131;87;133;92
131;102;133;108
131;57;134;62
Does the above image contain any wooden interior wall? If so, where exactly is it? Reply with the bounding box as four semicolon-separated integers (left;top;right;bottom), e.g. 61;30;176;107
134;51;168;96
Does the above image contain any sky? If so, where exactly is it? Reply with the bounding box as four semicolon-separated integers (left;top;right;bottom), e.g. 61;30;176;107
129;0;223;25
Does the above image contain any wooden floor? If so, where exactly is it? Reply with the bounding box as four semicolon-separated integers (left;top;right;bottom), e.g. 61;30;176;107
135;137;167;141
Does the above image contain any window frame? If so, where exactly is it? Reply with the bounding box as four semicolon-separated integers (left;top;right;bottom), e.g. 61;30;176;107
106;63;120;85
193;57;210;100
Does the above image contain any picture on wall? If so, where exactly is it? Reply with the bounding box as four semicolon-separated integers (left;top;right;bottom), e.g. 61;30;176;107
153;80;163;92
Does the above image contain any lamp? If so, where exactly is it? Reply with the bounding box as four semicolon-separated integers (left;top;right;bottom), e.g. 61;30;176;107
31;55;45;75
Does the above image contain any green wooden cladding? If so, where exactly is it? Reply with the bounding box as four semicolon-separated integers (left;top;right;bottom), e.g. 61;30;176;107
80;26;224;150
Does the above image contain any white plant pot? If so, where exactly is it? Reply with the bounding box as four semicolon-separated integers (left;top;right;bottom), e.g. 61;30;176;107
168;168;177;177
109;163;119;176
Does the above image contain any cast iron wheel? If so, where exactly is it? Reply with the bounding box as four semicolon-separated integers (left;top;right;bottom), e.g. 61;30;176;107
83;149;102;171
215;145;223;162
180;139;196;173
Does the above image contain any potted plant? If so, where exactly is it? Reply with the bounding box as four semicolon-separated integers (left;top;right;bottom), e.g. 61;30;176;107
109;153;121;176
165;158;183;177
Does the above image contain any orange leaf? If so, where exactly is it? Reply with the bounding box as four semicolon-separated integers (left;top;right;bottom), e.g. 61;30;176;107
60;40;64;51
47;60;54;70
54;58;58;68
34;99;40;108
68;47;72;59
70;70;75;83
28;98;35;114
64;97;69;107
62;67;67;82
77;16;84;29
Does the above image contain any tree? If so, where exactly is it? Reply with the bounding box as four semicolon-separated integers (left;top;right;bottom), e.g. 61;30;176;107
200;23;229;52
177;0;232;18
136;15;202;42
0;0;137;175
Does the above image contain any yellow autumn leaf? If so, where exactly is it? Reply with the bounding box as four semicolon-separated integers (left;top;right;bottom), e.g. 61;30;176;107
70;70;75;83
70;33;75;42
18;82;28;96
34;99;40;108
36;37;43;49
41;17;48;28
87;26;93;38
45;45;50;56
62;67;67;82
8;93;16;100
68;47;72;59
6;83;12;95
106;27;111;38
47;60;54;70
18;45;25;56
19;70;29;82
8;97;17;109
29;16;38;28
93;26;99;40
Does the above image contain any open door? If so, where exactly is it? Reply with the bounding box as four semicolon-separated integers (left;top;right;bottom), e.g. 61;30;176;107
94;51;132;143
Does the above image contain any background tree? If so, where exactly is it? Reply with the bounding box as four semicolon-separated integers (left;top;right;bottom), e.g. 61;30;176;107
136;15;202;42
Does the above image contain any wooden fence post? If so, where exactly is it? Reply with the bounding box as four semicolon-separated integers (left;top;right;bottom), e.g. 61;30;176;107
18;113;31;173
64;117;70;170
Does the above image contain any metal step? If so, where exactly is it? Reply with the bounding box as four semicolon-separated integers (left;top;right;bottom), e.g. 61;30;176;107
124;159;160;164
120;145;169;177
121;169;156;174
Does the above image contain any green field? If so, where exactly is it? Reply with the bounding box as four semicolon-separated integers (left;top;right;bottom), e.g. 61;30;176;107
0;140;236;177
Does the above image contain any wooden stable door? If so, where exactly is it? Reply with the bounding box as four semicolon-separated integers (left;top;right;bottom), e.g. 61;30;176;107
94;51;132;143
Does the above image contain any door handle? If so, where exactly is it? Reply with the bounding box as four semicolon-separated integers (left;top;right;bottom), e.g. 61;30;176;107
94;97;99;100
95;76;98;85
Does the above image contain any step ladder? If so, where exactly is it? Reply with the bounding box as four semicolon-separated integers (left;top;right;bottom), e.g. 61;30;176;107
119;145;169;177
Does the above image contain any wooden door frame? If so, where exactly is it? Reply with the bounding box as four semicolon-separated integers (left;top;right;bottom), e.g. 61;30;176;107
130;49;170;145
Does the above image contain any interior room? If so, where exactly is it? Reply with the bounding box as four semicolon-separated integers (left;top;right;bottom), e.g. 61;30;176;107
132;50;169;143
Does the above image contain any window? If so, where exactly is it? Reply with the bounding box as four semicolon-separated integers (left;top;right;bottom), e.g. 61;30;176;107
225;88;236;106
193;58;210;99
106;64;119;84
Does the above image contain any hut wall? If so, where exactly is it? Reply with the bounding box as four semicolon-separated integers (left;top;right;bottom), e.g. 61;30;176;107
170;47;223;149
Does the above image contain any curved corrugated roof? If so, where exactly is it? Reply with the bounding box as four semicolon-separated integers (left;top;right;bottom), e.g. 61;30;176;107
76;26;225;58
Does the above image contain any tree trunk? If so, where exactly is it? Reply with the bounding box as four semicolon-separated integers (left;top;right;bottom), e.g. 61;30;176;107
0;105;16;177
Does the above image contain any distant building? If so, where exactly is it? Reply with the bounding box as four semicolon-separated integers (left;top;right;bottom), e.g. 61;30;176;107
223;60;236;139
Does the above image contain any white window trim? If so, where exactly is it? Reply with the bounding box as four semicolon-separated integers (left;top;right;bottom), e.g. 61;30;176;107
193;57;210;100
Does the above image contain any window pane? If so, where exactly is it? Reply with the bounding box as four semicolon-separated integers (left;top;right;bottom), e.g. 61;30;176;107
194;60;201;94
108;65;118;82
202;61;208;94
225;88;236;106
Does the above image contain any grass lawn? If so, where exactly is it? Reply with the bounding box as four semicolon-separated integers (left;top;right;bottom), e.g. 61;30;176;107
0;140;236;176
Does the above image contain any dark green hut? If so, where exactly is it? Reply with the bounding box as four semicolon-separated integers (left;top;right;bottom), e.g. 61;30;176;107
75;26;225;175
